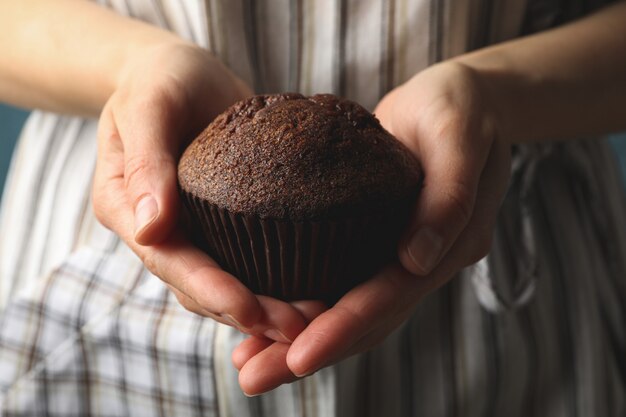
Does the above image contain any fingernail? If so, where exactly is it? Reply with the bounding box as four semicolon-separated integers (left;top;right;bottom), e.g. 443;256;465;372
134;195;158;237
263;329;293;344
293;370;313;378
407;227;443;275
220;314;249;331
243;392;262;398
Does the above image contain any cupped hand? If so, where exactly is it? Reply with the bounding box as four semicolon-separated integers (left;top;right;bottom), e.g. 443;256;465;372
233;61;512;395
93;42;318;342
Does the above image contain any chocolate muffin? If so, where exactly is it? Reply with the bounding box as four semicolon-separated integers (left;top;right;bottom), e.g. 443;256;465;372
178;93;421;303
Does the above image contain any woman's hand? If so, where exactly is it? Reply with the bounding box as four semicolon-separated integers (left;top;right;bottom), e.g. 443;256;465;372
93;42;314;342
232;61;512;395
377;62;511;277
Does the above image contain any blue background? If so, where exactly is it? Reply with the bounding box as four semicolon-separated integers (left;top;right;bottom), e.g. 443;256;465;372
0;104;29;196
1;104;626;200
613;134;626;181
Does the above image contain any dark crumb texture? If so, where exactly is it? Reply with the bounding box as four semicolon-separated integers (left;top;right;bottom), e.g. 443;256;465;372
178;93;421;221
178;93;422;301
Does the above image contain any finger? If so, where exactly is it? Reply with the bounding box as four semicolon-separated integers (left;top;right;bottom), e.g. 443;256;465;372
232;336;274;371
146;232;310;340
169;280;307;349
231;301;326;372
166;283;246;327
166;283;211;317
151;234;266;326
290;300;329;323
396;98;496;276
147;233;267;328
239;342;298;396
286;263;422;377
111;90;186;246
146;238;308;341
172;287;309;343
433;134;511;272
284;265;441;379
254;296;308;343
95;130;264;329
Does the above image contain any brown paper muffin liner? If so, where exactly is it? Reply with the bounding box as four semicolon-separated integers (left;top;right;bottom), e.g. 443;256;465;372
181;192;413;303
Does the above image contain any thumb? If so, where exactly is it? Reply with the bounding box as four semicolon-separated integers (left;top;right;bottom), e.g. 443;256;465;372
120;106;182;246
398;116;494;276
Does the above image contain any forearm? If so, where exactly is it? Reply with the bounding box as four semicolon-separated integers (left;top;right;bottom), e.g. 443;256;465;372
456;1;626;143
0;0;186;116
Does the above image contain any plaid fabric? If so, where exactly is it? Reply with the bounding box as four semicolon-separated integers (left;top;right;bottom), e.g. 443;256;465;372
0;246;335;416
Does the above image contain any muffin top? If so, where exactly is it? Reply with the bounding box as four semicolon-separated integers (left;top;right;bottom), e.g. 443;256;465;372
178;93;421;220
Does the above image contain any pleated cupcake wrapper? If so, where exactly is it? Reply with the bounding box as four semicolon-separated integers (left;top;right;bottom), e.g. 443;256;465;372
182;192;409;303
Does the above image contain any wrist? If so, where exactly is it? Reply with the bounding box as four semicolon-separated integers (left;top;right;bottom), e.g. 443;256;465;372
452;1;626;143
451;52;526;145
113;36;194;100
425;59;513;148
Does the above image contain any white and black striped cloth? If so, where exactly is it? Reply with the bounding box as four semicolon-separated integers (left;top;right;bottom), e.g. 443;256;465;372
0;1;625;415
